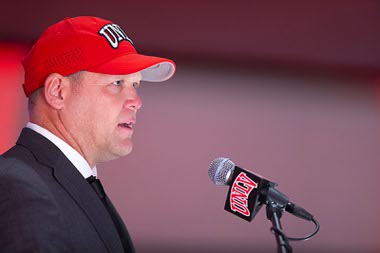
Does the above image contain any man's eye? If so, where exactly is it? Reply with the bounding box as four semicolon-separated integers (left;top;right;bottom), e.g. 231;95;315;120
133;82;139;88
112;80;122;86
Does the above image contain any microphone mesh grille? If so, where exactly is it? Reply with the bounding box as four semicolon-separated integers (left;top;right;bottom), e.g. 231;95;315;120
208;157;235;185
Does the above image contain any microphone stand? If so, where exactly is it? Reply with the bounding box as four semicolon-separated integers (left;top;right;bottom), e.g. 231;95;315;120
266;201;292;253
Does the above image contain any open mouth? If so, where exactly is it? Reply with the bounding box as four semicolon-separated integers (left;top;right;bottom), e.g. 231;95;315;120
118;122;133;129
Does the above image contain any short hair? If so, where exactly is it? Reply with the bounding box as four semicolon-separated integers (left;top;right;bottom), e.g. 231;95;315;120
66;71;84;85
27;71;84;114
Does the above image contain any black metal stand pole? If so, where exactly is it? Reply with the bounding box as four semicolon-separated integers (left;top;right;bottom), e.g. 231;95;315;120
266;201;292;253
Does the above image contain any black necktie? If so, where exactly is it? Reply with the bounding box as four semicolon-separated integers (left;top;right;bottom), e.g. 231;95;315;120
86;176;135;253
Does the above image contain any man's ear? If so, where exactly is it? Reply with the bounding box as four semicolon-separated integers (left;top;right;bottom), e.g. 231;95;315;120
44;73;68;109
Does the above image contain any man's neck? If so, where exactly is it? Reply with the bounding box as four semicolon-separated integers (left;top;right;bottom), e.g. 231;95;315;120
26;122;97;178
29;119;96;168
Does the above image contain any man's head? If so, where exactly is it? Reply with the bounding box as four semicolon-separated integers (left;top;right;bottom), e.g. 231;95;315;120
22;16;176;166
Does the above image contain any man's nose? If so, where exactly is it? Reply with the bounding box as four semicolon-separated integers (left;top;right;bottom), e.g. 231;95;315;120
124;89;142;111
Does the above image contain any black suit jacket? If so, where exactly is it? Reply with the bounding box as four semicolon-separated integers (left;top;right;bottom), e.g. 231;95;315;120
0;128;135;253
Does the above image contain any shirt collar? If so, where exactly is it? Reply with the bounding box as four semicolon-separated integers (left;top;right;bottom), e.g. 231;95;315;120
26;122;97;179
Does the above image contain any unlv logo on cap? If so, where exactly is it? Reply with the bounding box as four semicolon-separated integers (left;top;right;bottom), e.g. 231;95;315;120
98;24;133;49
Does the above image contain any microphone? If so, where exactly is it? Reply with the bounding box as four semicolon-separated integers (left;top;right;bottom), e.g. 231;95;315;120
208;157;313;222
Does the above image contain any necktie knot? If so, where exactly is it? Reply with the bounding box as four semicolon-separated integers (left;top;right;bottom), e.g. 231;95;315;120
86;175;106;200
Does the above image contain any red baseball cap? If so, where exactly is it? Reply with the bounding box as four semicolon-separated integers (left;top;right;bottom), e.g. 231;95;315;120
22;16;176;97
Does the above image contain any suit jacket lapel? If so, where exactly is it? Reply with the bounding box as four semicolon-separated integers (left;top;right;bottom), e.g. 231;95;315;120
105;195;135;253
16;128;124;253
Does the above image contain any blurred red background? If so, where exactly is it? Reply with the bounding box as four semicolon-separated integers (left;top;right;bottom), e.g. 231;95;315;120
1;1;379;252
0;44;28;153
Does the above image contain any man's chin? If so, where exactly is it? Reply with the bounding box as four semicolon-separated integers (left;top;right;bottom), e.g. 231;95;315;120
99;141;133;162
100;149;132;163
111;144;133;158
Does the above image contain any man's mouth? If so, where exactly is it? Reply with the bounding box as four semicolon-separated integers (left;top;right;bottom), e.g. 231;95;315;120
118;122;133;129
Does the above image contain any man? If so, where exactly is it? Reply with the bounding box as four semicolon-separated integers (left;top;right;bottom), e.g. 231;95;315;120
0;16;175;253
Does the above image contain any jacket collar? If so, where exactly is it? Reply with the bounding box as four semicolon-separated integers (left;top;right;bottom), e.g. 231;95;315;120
16;127;61;168
25;122;97;178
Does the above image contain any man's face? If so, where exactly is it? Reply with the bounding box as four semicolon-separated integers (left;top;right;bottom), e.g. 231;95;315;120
61;71;142;165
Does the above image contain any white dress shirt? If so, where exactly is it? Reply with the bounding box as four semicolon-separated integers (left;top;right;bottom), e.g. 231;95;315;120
26;122;97;179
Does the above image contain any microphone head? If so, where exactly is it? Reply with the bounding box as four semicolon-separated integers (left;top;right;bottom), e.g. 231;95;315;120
208;157;235;185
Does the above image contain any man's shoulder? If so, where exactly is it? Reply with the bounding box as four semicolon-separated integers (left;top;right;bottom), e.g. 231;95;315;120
1;144;39;178
1;142;35;161
0;149;72;252
0;145;53;198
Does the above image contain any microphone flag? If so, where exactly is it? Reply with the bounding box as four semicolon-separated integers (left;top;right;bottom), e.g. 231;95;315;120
224;166;276;222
